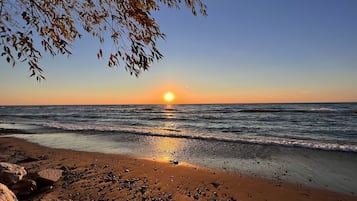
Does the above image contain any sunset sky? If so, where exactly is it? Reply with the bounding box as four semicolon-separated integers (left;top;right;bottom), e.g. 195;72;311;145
1;0;357;105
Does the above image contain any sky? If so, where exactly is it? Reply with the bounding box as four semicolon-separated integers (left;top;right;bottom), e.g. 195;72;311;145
1;0;357;105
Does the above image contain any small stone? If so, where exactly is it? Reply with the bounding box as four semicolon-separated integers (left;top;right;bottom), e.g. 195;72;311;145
186;191;191;197
211;182;220;188
60;166;69;171
170;160;179;165
193;193;199;200
39;155;48;160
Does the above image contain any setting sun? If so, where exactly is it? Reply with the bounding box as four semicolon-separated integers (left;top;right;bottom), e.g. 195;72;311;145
163;92;175;102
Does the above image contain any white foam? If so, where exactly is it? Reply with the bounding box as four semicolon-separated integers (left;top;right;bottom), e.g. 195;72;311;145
5;133;134;155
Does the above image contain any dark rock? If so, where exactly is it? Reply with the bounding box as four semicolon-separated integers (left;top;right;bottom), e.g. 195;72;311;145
193;193;199;199
10;179;37;196
39;155;48;160
0;183;18;201
0;162;27;186
60;166;69;172
169;160;179;165
16;157;39;164
210;182;220;188
138;185;147;194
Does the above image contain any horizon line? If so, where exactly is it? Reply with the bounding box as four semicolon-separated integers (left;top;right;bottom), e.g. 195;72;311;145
1;101;356;107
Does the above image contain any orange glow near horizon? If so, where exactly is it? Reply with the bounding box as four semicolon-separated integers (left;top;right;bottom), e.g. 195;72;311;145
0;80;356;105
1;90;356;106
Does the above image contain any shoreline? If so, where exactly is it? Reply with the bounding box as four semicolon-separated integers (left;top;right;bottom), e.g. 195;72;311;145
1;136;356;201
4;130;357;195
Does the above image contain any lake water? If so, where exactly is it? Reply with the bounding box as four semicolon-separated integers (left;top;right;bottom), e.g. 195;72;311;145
1;103;356;194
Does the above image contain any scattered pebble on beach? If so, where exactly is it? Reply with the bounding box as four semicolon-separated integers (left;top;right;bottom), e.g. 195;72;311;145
0;138;356;201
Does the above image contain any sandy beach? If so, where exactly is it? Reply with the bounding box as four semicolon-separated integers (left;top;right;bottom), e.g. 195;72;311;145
1;136;356;201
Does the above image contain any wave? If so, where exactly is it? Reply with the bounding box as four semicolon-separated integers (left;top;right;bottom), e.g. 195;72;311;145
68;130;357;153
238;108;353;114
195;107;353;114
14;121;357;153
147;117;192;122
240;109;282;113
162;128;182;132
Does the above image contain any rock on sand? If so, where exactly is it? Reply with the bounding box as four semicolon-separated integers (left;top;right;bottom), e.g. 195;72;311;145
0;162;27;186
0;183;18;201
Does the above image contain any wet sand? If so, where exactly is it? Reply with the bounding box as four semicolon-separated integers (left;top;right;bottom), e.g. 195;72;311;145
0;136;356;201
7;131;357;195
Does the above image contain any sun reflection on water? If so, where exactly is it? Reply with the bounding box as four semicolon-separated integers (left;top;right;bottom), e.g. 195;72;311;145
153;137;181;162
150;104;184;162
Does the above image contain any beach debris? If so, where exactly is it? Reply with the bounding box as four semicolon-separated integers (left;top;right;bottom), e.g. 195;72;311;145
0;183;18;201
10;179;37;196
169;160;179;165
210;182;220;189
0;162;27;186
36;169;63;186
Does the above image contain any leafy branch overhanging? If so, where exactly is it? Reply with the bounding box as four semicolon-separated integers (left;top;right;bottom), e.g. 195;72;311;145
0;0;207;80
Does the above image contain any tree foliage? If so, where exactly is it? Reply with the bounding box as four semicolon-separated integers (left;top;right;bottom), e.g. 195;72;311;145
0;0;206;80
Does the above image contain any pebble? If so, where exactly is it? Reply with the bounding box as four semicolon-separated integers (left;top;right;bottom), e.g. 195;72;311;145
193;193;199;199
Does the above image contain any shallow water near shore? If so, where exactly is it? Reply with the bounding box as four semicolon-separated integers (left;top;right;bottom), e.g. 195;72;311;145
3;131;357;196
1;103;357;195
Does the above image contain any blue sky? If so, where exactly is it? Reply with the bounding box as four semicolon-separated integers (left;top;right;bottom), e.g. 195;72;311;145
1;0;357;105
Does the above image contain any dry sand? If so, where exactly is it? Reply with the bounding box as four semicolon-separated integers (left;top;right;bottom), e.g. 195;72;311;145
0;136;356;201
